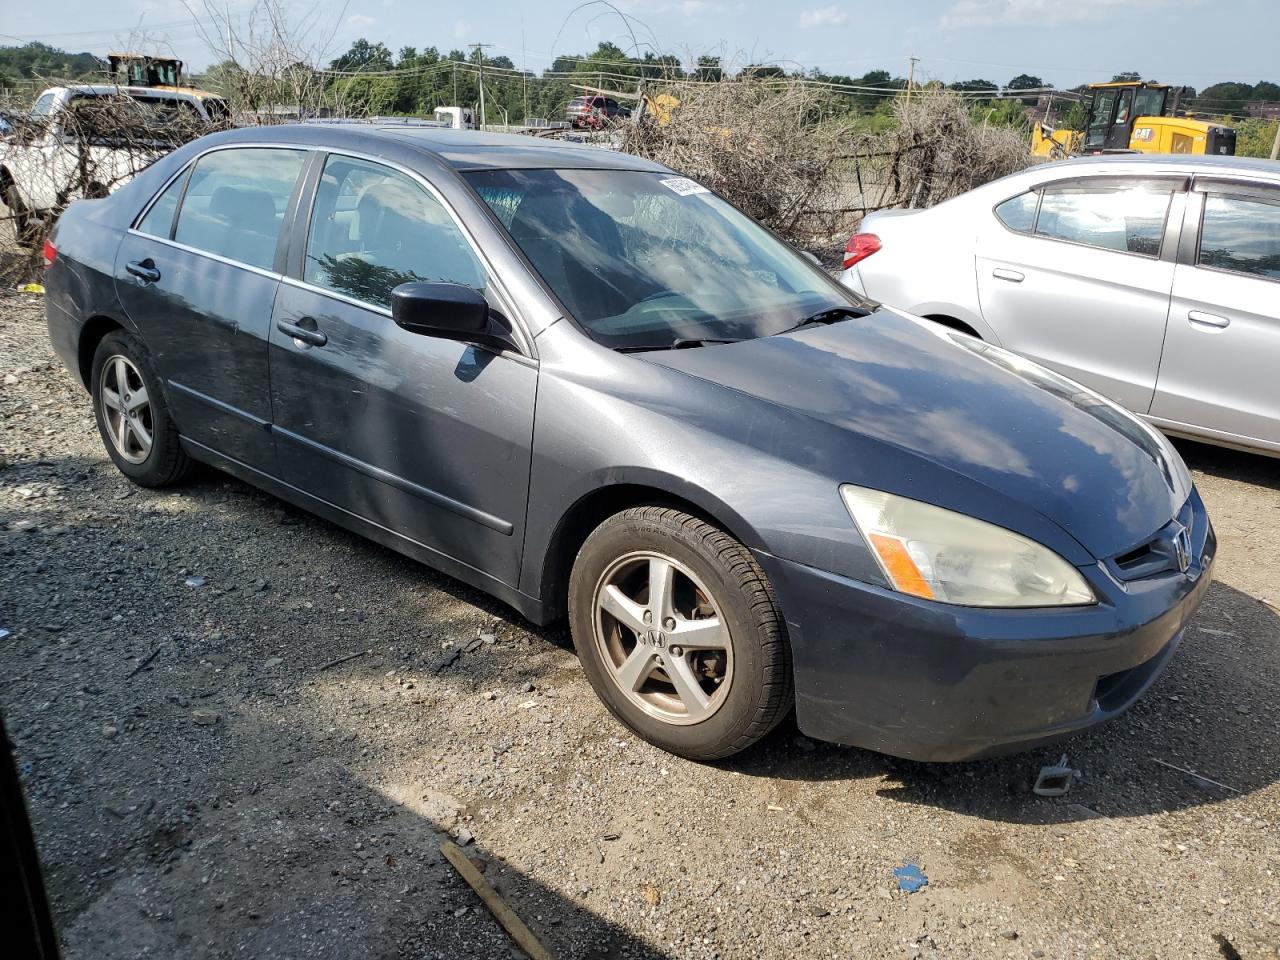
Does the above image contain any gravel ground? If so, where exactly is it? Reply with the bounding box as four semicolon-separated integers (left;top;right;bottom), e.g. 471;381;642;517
1;288;1277;960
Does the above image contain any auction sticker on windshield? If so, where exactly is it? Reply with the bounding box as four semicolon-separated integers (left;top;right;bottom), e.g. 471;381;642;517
659;176;709;196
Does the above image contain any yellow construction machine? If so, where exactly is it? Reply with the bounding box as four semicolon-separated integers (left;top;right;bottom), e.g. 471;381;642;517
1032;81;1236;158
106;53;231;123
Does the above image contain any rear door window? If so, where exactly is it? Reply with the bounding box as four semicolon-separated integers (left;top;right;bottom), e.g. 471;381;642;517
1034;186;1172;256
303;154;486;308
173;147;306;270
1197;193;1280;281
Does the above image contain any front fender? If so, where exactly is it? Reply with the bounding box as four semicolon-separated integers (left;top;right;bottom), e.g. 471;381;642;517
518;345;893;605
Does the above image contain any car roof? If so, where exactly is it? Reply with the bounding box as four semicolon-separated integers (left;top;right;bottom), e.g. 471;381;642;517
1028;153;1280;183
372;126;659;170
206;122;670;173
43;84;210;103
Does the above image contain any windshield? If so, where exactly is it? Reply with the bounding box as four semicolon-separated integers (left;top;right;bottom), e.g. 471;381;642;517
466;168;868;349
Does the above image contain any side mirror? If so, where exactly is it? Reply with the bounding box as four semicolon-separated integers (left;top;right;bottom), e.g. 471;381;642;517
390;282;508;350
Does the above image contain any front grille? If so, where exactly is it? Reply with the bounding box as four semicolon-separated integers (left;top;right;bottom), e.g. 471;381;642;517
1106;499;1195;582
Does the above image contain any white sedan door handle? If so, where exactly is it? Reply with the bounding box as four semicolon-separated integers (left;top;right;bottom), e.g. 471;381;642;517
992;268;1024;283
1188;310;1230;329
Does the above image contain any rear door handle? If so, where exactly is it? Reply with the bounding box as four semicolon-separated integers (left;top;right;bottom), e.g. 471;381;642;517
125;258;160;284
992;268;1024;283
1188;310;1230;329
276;319;328;347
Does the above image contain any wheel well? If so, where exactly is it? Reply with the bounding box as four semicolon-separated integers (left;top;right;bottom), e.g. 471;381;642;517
923;314;981;339
539;484;733;622
0;166;17;203
77;316;124;389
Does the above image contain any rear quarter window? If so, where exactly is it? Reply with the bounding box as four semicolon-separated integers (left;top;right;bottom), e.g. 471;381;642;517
995;192;1038;233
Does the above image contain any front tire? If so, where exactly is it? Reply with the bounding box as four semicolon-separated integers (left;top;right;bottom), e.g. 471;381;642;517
568;506;793;760
90;330;192;487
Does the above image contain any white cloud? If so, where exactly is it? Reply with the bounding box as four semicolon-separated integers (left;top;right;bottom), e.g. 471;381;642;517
345;13;376;30
799;5;849;28
452;18;470;40
940;0;1193;30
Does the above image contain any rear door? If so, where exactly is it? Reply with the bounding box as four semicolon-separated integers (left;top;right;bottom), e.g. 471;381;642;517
267;152;537;586
1150;180;1280;447
114;145;308;468
976;177;1183;413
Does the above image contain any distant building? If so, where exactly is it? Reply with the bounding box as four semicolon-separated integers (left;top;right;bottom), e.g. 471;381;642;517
1246;101;1280;120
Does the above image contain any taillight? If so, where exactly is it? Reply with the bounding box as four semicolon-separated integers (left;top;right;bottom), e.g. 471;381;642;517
42;239;57;269
843;233;881;270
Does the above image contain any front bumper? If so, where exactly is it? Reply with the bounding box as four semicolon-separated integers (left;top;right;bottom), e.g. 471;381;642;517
757;493;1215;762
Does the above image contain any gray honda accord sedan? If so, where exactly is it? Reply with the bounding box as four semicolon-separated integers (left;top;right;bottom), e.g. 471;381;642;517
44;124;1214;761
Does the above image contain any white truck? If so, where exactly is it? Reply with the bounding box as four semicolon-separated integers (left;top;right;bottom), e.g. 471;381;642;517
1;84;229;244
432;106;476;129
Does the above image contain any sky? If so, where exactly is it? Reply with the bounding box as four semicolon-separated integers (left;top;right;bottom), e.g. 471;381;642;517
1;0;1275;90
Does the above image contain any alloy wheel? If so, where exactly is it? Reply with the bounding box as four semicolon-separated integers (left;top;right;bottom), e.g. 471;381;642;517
99;354;153;465
592;550;734;725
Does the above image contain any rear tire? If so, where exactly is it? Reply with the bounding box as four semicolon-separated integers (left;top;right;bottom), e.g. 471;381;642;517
2;181;40;249
568;506;793;760
90;330;193;487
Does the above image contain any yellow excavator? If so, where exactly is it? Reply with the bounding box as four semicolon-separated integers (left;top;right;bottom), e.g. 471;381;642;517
106;53;231;123
1032;81;1236;158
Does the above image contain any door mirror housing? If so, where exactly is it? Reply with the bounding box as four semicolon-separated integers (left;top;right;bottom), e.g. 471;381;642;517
390;282;510;351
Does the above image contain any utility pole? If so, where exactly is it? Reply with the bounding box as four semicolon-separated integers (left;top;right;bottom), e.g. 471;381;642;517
906;56;919;108
521;16;528;124
469;43;492;129
225;2;235;65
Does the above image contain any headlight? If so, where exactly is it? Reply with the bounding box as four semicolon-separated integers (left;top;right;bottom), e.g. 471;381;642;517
841;485;1095;608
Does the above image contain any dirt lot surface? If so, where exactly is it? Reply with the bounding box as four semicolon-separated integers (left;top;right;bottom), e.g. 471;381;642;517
1;288;1277;960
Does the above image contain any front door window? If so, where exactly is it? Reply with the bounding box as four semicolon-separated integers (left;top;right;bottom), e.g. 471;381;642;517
303;154;486;308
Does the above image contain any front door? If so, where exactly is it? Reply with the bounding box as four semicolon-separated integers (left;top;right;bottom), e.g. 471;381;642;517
268;153;537;587
1151;184;1280;447
115;146;308;468
977;179;1180;413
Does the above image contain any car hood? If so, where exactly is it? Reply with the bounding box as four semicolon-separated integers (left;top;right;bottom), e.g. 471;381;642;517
642;308;1189;560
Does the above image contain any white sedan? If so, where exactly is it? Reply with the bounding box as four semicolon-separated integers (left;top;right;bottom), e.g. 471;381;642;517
840;154;1280;456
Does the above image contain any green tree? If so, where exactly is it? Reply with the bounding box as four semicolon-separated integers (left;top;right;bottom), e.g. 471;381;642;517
0;42;103;82
970;97;1030;130
1061;99;1089;131
695;55;723;82
1005;73;1048;105
329;39;393;74
1196;82;1254;115
951;78;998;94
1235;118;1279;158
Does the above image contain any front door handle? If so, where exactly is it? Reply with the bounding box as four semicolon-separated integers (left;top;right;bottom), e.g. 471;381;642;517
1188;310;1230;329
125;258;160;284
277;318;328;347
992;268;1025;283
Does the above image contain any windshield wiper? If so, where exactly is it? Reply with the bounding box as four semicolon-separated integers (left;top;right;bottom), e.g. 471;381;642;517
771;305;871;337
615;337;743;353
